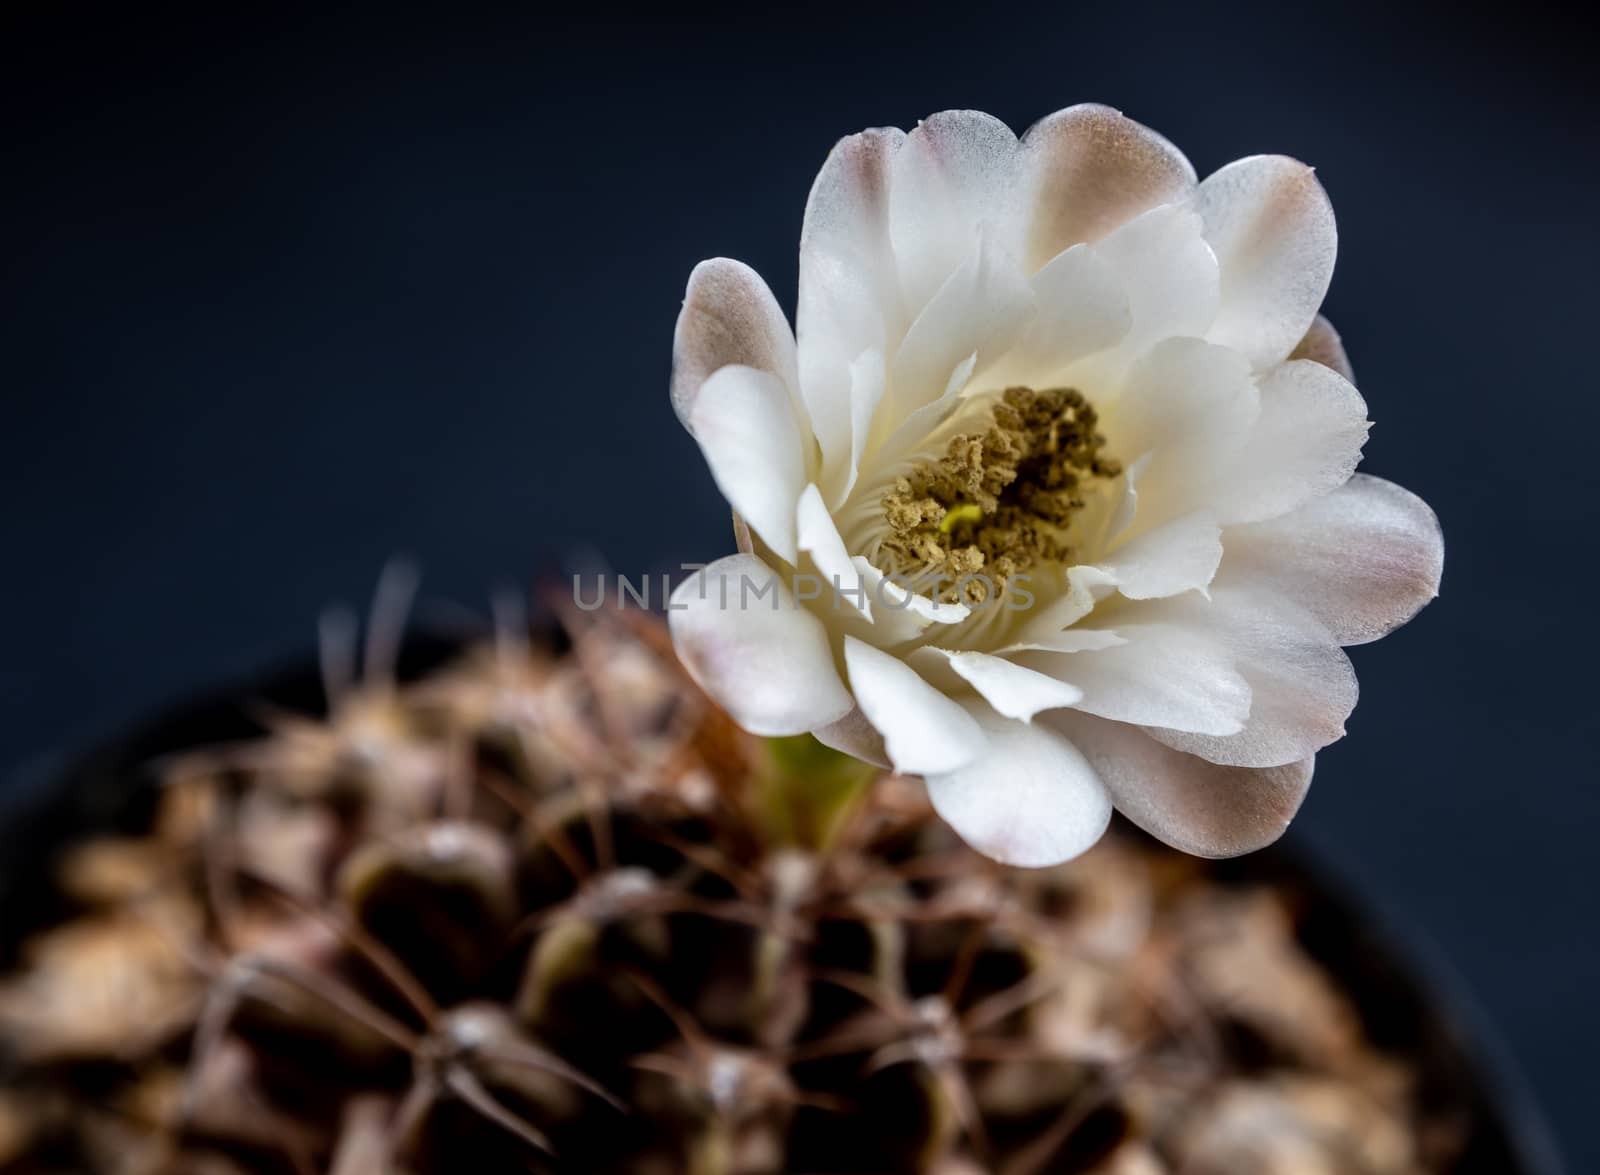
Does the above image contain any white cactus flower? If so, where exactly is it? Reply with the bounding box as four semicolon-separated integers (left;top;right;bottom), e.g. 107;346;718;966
667;105;1443;867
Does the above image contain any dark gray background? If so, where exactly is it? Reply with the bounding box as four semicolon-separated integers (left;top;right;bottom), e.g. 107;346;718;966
2;4;1594;1168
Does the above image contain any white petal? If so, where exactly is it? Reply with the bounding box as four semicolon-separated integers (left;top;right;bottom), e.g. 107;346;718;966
871;351;977;465
843;636;985;775
1088;203;1219;368
1290;313;1354;381
798;128;907;490
1017;104;1197;270
891;229;1034;417
669;555;852;737
888;110;1022;314
1206;358;1369;525
1006;566;1109;646
1196;156;1337;369
1105;455;1146;543
1022;619;1249;735
1143;582;1357;767
913;649;1084;722
1095;510;1222;600
796;483;870;621
997;243;1130;384
1224;473;1443;645
1112;337;1256;453
831;348;886;505
999;630;1127;655
926;707;1111;867
852;557;971;628
1048;712;1314;858
1107;339;1257;530
688;365;808;564
672;258;801;430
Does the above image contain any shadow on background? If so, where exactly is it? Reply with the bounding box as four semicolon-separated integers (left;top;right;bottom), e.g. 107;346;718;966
2;2;1596;1167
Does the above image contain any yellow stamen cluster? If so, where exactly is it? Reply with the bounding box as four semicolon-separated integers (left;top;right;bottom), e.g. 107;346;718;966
881;387;1120;602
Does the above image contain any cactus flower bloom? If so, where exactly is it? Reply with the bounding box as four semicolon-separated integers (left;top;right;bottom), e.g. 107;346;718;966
668;105;1443;867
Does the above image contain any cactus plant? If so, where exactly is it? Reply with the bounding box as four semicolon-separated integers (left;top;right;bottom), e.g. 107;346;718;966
0;598;1465;1174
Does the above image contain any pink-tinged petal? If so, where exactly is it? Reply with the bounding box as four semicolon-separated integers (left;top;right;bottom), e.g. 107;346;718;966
813;706;889;769
843;636;985;776
1017;104;1196;271
798;127;907;490
1143;582;1357;768
800;127;906;285
1095;510;1222;600
668;555;852;737
1195;156;1337;369
1206;358;1369;525
926;705;1111;867
888;110;1023;314
1049;713;1314;858
1088;204;1219;368
672;258;801;430
687;365;808;564
891;229;1035;416
1224;473;1443;646
1290;313;1354;381
912;648;1084;722
1021;618;1250;736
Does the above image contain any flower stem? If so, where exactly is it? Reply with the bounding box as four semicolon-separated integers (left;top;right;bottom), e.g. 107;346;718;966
758;735;877;851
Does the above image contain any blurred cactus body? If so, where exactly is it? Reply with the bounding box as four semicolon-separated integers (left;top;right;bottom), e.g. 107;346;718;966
0;604;1460;1173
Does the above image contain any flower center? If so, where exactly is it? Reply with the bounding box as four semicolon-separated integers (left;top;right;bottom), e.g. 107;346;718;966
879;387;1120;602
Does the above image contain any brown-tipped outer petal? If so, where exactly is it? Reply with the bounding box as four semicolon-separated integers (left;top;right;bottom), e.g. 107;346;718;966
1048;713;1314;858
1195;155;1337;369
1290;313;1354;381
672;258;800;432
1018;103;1197;271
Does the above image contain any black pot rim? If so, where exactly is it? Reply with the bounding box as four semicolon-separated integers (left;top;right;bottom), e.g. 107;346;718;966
0;630;1568;1175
